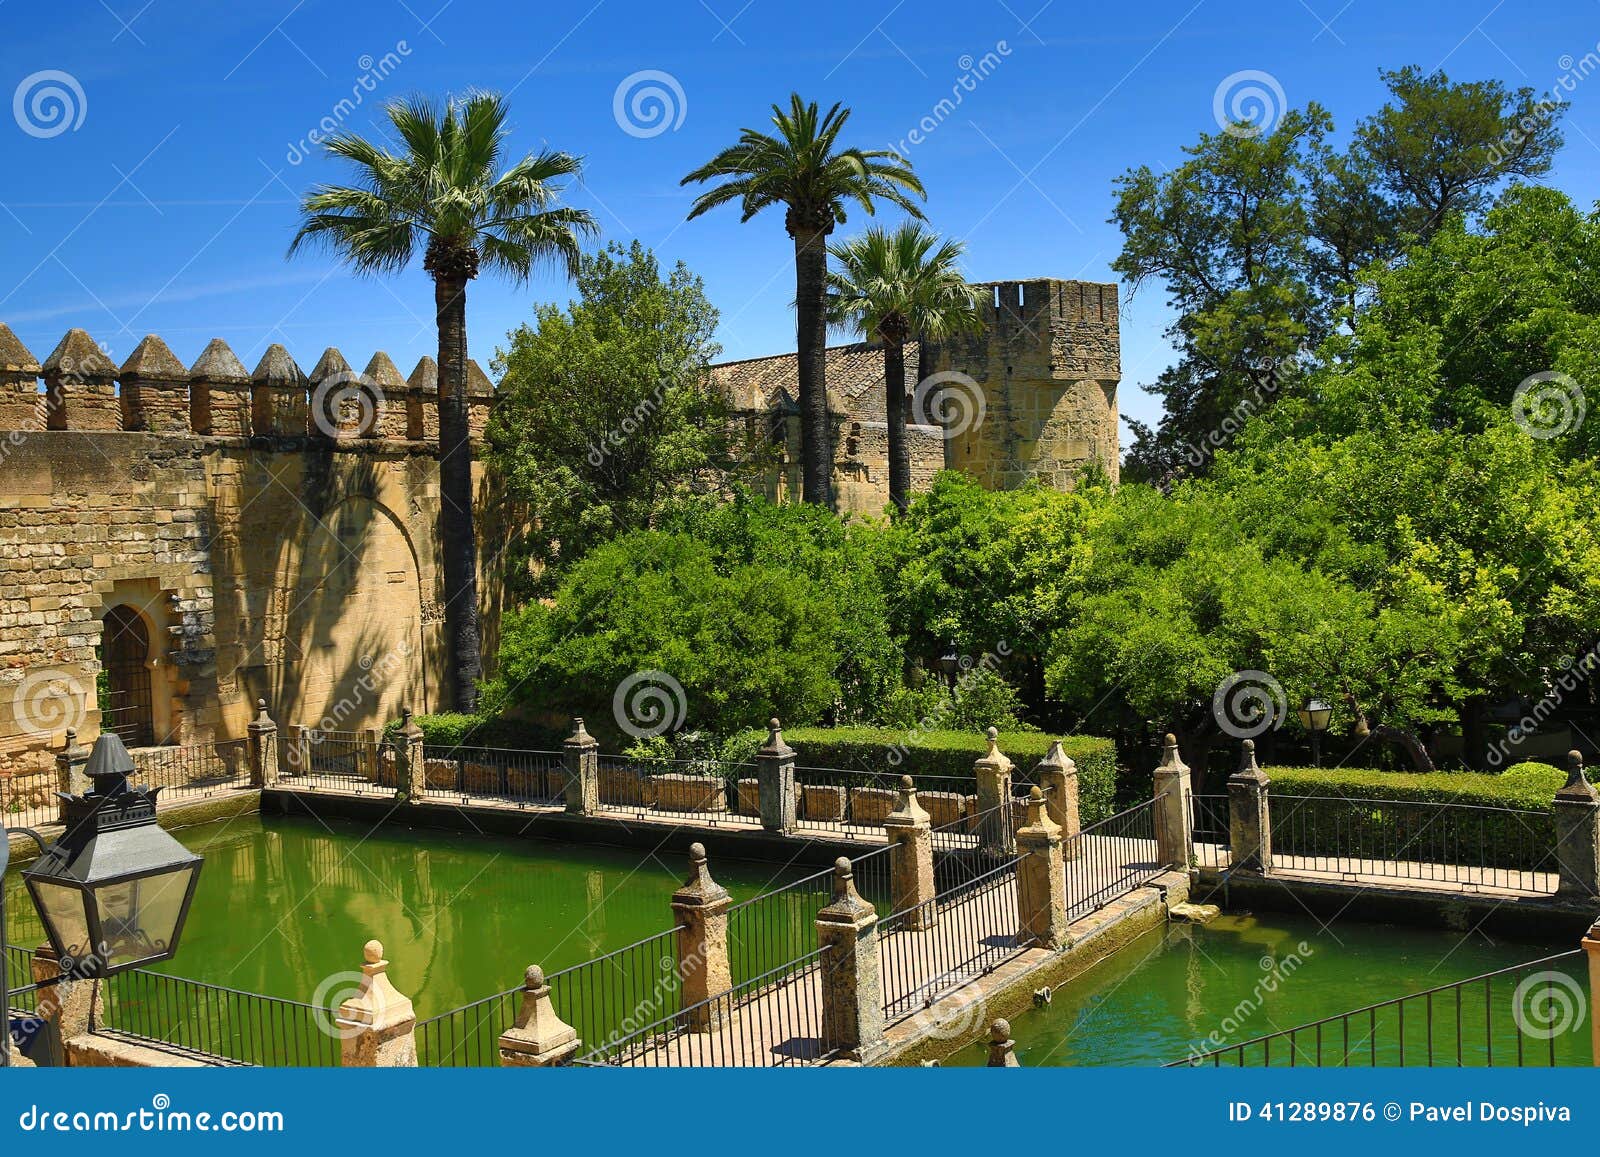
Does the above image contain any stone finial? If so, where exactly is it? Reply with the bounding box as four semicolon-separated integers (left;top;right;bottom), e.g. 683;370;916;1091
1557;750;1598;801
986;1019;1020;1067
818;856;876;924
42;329;117;379
672;842;731;907
248;698;275;730
1156;733;1189;774
1231;738;1268;783
335;939;414;1029
465;358;496;397
251;343;306;386
1035;739;1075;775
397;705;423;738
363;351;407;392
189;337;251;383
1020;785;1052;831
0;323;39;375
309;346;353;384
885;773;929;827
565;716;595;747
760;716;794;757
407;356;438;395
498;962;579;1065
976;725;1013;771
119;335;187;382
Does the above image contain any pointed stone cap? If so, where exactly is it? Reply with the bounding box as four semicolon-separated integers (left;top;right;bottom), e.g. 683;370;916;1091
1155;733;1189;777
309;346;353;385
1034;739;1077;777
407;356;438;394
817;856;877;926
119;335;188;382
251;343;307;387
1229;738;1270;785
975;725;1014;772
363;352;407;392
0;323;40;375
499;964;578;1060
884;774;929;829
1556;750;1598;802
42;329;117;380
759;717;794;759
189;338;250;384
987;1019;1019;1067
466;358;496;397
564;716;596;749
671;842;731;910
397;705;423;739
334;939;414;1030
248;698;275;734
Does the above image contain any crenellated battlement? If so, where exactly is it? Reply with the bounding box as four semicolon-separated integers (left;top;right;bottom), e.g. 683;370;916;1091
0;323;495;447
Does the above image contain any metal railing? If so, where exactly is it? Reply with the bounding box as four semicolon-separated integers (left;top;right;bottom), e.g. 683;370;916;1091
281;728;394;795
1168;951;1589;1067
417;745;565;808
1269;795;1557;893
130;739;251;797
98;969;341;1067
1191;793;1230;869
1062;796;1163;922
791;765;974;836
594;755;750;827
0;772;58;830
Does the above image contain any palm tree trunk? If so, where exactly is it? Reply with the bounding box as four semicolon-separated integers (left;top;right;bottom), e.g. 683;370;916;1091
882;340;909;513
434;272;482;712
793;227;833;507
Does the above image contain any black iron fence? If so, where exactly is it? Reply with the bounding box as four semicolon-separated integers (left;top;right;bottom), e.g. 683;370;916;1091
1269;795;1557;893
281;728;394;796
130;739;251;797
1169;951;1590;1067
1191;793;1230;869
1062;796;1163;922
417;745;565;808
594;755;751;827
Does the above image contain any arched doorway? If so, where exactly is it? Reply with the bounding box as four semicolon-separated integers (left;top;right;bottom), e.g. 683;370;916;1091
100;604;155;747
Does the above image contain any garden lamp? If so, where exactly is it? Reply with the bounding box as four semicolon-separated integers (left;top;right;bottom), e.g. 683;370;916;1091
1297;698;1333;767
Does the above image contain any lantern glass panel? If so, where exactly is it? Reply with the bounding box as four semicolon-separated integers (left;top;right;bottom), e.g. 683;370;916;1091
94;865;197;971
27;879;92;962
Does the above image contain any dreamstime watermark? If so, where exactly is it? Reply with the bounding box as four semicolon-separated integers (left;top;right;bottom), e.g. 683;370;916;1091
1212;670;1287;739
1487;45;1600;169
587;380;667;467
1511;371;1586;440
309;370;383;439
885;42;1012;155
10;666;88;740
1486;643;1600;768
911;370;986;440
1184;942;1314;1060
13;69;86;138
613;70;687;139
613;669;688;739
1212;69;1286;138
310;970;372;1041
314;640;414;733
1177;350;1302;480
1511;970;1587;1040
887;641;1013;767
284;43;413;165
910;983;990;1041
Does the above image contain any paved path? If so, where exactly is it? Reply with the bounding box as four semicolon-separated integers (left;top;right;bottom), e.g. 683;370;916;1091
1194;843;1558;898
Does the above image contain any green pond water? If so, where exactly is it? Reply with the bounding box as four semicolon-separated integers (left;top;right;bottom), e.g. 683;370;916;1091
944;913;1586;1067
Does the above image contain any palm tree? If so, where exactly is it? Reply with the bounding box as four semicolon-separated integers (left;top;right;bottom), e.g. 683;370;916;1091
682;94;925;507
290;92;597;713
826;222;981;512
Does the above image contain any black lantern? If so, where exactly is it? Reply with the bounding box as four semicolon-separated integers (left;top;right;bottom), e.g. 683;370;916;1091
1296;698;1333;767
937;641;961;688
20;732;203;979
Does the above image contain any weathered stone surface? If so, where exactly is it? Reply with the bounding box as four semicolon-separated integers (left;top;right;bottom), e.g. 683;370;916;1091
671;844;733;1031
1227;740;1272;872
0;322;40;375
883;776;935;929
756;718;796;832
498;965;579;1066
650;772;728;814
335;939;417;1067
816;857;885;1061
801;782;846;822
1168;902;1221;924
1555;750;1600;897
848;785;898;826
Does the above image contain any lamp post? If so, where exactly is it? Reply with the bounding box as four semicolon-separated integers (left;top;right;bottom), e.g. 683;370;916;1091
2;731;204;1066
937;642;961;690
1297;698;1333;768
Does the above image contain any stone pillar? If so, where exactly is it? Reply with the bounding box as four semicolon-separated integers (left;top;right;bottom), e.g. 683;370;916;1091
0;323;43;430
27;945;101;1067
671;843;733;1031
118;335;191;433
1153;733;1193;870
1227;740;1272;873
250;344;309;437
1015;787;1069;949
1033;740;1080;851
563;717;599;815
42;328;120;430
756;717;797;833
334;939;417;1067
816;857;886;1062
284;724;311;778
883;775;936;929
1554;751;1600;898
973;726;1015;855
55;730;89;821
395;707;424;800
359;727;381;783
1581;918;1600;1066
498;965;580;1066
246;700;278;788
986;1019;1020;1067
188;337;253;436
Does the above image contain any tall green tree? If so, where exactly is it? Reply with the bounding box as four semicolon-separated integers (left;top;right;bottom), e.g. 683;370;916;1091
490;241;728;593
682;94;926;507
825;222;981;512
290;92;598;711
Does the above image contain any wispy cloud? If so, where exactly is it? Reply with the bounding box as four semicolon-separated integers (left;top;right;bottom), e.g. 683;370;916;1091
4;268;338;326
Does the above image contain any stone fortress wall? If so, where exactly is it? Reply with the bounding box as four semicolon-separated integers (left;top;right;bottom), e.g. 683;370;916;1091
0;323;500;778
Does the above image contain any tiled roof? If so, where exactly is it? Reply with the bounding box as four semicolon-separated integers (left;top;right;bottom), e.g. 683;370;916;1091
711;340;921;420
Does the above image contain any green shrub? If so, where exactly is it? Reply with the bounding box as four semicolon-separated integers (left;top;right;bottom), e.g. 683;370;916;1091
397;712;567;752
1264;763;1566;809
761;727;1119;825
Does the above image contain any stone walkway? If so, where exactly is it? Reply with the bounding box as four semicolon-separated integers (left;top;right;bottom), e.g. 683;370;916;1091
1194;843;1558;898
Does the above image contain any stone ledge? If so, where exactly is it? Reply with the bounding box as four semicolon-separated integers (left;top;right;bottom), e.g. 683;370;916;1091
65;1032;225;1067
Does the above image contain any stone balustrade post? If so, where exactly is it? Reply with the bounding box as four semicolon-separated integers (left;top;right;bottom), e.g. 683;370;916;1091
816;857;886;1062
334;939;417;1067
563;717;599;815
973;727;1016;855
1227;740;1272;873
284;724;312;778
246;700;278;788
55;730;89;822
883;775;936;930
1033;740;1080;857
1015;787;1069;949
756;717;797;833
671;843;734;1031
395;707;424;801
1554;751;1600;898
1153;733;1193;870
27;945;101;1067
987;1018;1020;1067
498;965;581;1066
1581;918;1600;1066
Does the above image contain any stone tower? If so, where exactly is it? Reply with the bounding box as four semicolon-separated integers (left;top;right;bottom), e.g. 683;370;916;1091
931;278;1120;488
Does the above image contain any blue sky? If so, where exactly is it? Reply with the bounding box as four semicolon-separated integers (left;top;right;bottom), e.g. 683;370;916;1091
2;0;1598;440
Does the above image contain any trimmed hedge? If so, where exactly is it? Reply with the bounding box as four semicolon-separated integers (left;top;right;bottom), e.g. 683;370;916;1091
399;713;568;752
1263;762;1567;809
769;727;1120;826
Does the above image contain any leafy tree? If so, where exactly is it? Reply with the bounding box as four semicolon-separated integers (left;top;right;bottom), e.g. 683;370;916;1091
681;94;925;507
825;223;981;511
290;93;597;711
490;241;729;593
